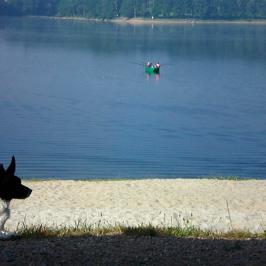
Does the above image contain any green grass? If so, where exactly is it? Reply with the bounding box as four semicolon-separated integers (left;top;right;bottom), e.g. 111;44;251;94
16;223;266;240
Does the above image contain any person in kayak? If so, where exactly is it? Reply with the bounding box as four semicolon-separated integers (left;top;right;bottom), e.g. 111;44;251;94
155;62;160;68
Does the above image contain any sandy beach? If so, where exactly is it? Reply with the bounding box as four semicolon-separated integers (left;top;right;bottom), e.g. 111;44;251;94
112;18;266;25
31;16;266;25
6;179;266;233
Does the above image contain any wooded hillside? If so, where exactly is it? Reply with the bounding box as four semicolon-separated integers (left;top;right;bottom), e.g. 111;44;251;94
1;0;266;19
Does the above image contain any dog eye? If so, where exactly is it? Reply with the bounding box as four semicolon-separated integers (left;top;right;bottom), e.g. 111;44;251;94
14;176;22;184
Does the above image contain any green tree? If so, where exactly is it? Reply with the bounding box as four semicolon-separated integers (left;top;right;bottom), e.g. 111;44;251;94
7;0;23;15
97;0;116;19
21;0;35;14
192;0;209;18
0;0;8;15
1;0;266;19
120;0;135;17
246;0;256;18
58;0;75;16
152;0;165;17
255;0;266;18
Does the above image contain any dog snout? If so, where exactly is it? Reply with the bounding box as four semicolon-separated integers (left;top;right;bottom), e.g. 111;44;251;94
20;185;32;199
26;188;32;198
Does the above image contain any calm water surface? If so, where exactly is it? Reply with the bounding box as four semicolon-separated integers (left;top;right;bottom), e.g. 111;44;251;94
0;17;266;179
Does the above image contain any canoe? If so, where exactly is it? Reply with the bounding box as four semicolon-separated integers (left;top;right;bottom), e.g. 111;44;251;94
145;66;160;74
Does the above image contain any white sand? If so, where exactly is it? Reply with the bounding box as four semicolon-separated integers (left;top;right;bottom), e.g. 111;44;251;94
6;179;266;233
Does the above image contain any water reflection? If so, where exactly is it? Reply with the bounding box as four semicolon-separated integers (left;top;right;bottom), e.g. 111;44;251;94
0;17;266;63
146;74;160;81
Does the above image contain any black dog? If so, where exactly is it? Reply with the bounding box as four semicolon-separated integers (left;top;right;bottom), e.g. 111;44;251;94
0;156;32;239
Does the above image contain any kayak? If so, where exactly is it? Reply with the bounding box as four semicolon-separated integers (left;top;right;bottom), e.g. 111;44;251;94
145;66;160;74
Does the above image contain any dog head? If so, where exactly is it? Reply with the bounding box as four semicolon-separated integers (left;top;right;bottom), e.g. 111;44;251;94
0;156;32;201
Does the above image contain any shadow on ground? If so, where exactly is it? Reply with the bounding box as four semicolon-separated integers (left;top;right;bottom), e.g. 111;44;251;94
1;235;266;265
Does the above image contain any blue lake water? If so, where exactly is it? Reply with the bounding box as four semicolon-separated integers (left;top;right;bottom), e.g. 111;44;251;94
0;17;266;179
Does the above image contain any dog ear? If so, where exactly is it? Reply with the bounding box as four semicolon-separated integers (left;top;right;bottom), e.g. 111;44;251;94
6;156;16;176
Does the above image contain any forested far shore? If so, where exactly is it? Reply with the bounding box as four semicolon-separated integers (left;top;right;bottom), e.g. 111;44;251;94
0;0;266;20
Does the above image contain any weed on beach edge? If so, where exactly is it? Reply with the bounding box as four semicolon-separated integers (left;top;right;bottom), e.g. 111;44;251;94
15;223;266;240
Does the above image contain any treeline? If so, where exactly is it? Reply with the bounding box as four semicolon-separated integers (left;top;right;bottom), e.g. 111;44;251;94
1;0;266;19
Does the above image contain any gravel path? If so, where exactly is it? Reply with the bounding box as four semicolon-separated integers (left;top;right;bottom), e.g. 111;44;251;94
1;236;266;265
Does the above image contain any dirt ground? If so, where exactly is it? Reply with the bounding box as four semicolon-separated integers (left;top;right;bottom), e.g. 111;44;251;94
1;235;266;266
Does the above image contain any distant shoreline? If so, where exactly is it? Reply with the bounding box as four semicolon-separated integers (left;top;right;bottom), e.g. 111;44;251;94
22;16;266;25
111;17;266;25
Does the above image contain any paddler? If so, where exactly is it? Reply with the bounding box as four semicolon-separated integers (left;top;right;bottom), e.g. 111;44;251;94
155;62;160;68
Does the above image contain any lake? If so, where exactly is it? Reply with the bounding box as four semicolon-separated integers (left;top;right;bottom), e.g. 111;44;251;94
0;17;266;179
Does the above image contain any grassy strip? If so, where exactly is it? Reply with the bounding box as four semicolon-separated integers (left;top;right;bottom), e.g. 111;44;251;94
16;223;266;240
